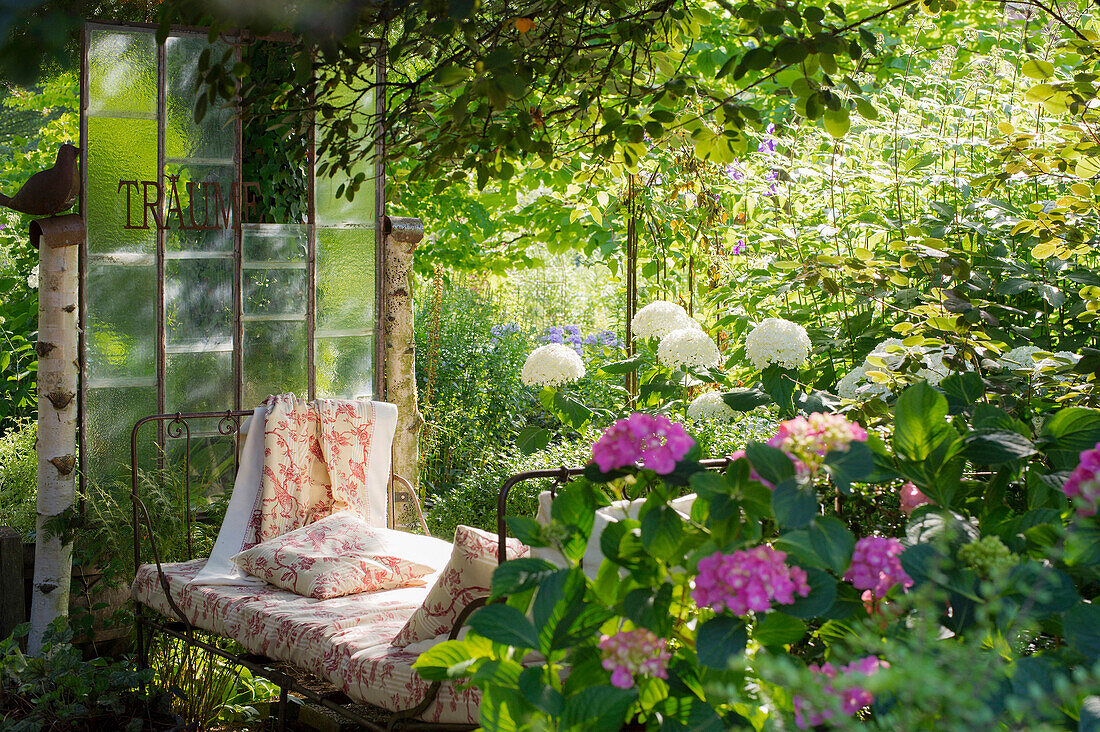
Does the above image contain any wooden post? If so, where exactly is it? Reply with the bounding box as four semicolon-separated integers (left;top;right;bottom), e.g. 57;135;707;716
28;214;82;655
382;216;424;528
0;527;24;640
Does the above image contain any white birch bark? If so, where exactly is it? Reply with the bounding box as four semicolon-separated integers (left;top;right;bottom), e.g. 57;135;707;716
382;217;424;526
28;216;81;655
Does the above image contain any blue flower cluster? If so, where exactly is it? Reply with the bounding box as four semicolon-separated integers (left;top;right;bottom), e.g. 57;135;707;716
489;322;520;345
542;324;621;355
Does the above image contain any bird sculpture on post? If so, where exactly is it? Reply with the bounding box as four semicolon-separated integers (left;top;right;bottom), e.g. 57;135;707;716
0;143;81;217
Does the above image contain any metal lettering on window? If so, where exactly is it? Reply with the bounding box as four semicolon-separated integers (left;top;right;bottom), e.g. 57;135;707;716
115;178;262;230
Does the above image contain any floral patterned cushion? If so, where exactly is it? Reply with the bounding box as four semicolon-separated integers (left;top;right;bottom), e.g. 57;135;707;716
390;525;529;647
232;511;453;600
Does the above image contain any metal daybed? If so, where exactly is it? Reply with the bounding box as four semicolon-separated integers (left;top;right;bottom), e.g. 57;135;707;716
129;409;491;731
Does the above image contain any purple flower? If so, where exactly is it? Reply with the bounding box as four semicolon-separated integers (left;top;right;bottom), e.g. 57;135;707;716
724;164;744;182
843;537;913;597
794;656;888;729
731;239;745;255
599;629;670;689
692;545;810;615
1063;441;1100;516
591;413;695;474
541;326;565;345
757;125;778;155
765;170;780;195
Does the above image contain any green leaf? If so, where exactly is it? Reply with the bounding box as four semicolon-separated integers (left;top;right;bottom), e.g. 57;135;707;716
468;604;540;650
491;558;562;600
961;430;1036;465
772;482;817;529
894;382;953;462
783;568;837;618
561;686;636;730
517;426;550;455
823;108;850;137
808;516;855;574
720;387;772;411
745;442;795;486
412;637;489;680
753;612;806;646
761;364;798;416
854;96;879;120
640;505;685;561
1021;57;1055;80
1064;603;1100;663
1039;408;1100;470
743;47;774;71
940;372;984;413
824;441;874;494
600;356;645;374
518;666;565;716
696;616;748;669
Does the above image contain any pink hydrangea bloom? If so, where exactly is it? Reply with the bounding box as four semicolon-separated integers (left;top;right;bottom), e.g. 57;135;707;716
1063;441;1100;517
794;656;888;729
899;481;932;514
591;413;695;474
598;628;671;689
692;545;810;615
768;412;867;475
843;536;913;597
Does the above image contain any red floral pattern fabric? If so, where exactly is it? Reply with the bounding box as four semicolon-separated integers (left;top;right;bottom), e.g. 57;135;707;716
244;395;390;549
391;525;529;648
231;512;452;600
132;559;483;724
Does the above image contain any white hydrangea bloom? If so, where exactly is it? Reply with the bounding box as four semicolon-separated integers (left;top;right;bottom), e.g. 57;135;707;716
1035;350;1080;370
687;391;738;423
632;301;695;340
836;364;869;399
521;344;586;387
1000;345;1043;370
867;338;910;370
657;328;722;369
26;264;38;290
744;317;811;370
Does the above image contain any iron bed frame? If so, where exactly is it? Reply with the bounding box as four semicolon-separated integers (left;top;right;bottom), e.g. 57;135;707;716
130;409;739;730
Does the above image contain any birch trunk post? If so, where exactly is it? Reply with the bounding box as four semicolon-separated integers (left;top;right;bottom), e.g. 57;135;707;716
382;216;424;529
28;214;82;655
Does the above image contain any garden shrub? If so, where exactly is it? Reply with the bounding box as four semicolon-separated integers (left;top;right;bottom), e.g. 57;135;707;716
415;282;538;495
415;382;1100;730
0;419;37;537
425;413;782;539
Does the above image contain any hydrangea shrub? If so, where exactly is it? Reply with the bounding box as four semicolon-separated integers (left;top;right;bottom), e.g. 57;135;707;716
415;381;1100;730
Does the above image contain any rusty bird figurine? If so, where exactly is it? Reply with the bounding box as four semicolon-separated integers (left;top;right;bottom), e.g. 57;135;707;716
0;144;81;217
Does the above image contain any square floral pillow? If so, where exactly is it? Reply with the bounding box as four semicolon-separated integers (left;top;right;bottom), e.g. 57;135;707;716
231;511;453;600
390;525;529;647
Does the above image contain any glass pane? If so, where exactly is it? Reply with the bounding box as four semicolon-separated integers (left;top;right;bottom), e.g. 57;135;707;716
166;351;234;412
316;226;374;333
244;321;307;406
88;29;157;117
86;116;157;255
315;336;372;399
85;386;157;492
86;264;156;382
244;268;306;316
163;163;235;251
166;431;238;499
166;258;233;347
315;83;376;225
242;224;307;263
165;35;235;162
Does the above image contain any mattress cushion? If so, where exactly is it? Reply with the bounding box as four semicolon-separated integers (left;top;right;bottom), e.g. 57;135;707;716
132;559;481;724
